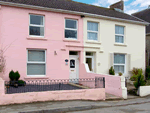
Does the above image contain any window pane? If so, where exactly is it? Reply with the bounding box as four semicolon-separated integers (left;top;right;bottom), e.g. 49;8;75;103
114;65;124;73
30;15;43;25
27;64;45;75
87;22;98;31
114;54;125;64
65;30;77;39
88;32;97;40
115;35;124;43
70;59;75;68
29;26;44;36
115;26;124;34
28;50;45;62
65;19;77;29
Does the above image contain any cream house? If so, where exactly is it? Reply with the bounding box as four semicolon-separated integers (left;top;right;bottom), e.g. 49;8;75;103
83;1;147;78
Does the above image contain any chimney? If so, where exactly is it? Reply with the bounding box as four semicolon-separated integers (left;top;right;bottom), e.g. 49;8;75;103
110;0;124;12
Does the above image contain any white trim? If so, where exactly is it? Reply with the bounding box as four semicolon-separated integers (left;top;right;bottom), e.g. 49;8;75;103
0;1;148;25
29;14;45;37
65;19;78;39
113;54;126;75
27;49;46;76
86;52;95;72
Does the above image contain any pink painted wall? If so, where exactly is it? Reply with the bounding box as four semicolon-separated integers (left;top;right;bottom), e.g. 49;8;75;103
0;6;84;81
80;64;122;97
0;78;105;105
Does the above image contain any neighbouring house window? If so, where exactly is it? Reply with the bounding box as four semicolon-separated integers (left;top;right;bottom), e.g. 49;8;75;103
65;19;77;39
115;25;124;43
29;14;44;37
86;52;94;72
87;22;98;41
27;50;46;76
114;54;125;74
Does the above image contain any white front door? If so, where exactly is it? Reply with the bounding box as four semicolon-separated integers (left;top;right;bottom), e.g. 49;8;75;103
69;55;79;80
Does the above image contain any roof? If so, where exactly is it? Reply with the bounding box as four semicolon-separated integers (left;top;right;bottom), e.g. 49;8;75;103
0;0;148;24
132;8;150;34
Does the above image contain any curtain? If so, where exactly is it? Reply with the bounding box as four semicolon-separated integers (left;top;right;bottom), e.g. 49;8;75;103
27;64;45;75
115;26;124;34
87;32;97;40
65;19;77;29
114;54;125;64
115;35;124;43
87;22;98;31
28;50;45;62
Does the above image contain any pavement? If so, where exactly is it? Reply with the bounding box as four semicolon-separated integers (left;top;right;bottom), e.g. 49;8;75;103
0;94;150;113
0;82;143;113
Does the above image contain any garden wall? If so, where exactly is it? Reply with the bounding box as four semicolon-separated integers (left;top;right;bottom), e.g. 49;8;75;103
139;86;150;97
80;63;124;98
0;77;105;106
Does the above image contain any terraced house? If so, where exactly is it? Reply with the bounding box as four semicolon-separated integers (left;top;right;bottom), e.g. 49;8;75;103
0;0;148;81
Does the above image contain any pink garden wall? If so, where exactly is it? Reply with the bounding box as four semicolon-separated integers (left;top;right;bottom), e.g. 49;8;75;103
80;64;122;97
0;6;84;81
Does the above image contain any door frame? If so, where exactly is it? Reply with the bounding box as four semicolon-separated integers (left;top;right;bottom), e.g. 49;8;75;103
86;55;95;72
69;54;79;79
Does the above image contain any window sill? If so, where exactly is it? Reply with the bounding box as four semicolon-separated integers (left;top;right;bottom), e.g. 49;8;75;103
24;76;49;79
27;37;48;41
63;39;80;43
114;43;127;47
86;41;101;44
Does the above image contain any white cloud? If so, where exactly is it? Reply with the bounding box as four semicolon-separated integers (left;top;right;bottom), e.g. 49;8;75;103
131;0;150;7
125;9;139;15
92;0;129;6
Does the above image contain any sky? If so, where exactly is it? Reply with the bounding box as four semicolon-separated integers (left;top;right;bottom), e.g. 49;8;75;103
73;0;150;15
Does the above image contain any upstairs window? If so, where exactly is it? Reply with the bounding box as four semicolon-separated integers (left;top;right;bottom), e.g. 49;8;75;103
65;19;77;39
29;14;44;37
115;25;124;43
87;22;98;41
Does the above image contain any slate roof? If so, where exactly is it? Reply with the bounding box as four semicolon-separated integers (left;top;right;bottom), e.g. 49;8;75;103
0;0;148;24
132;8;150;34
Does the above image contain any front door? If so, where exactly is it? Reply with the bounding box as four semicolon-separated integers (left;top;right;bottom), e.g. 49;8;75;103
69;55;79;80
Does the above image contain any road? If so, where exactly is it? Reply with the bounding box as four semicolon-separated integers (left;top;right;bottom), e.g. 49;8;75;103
67;102;150;113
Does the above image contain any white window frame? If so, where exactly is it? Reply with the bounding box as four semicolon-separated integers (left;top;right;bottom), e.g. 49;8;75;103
65;19;78;40
29;14;45;37
27;49;46;77
113;54;126;75
86;52;95;72
115;25;124;44
87;21;98;41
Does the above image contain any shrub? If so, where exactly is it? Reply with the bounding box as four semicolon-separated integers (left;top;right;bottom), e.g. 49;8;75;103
118;72;122;76
130;68;142;81
18;80;26;86
9;70;15;81
14;71;20;81
109;66;115;75
146;66;150;80
132;68;141;75
133;69;146;89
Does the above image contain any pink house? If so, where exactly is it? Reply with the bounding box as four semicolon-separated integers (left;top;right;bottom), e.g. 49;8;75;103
0;4;85;81
0;0;148;101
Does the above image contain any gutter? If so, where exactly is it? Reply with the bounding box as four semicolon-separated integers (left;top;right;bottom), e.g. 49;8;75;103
0;1;149;26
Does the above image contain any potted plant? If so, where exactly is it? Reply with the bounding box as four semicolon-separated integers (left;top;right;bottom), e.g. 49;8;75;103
118;72;122;76
109;66;115;75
